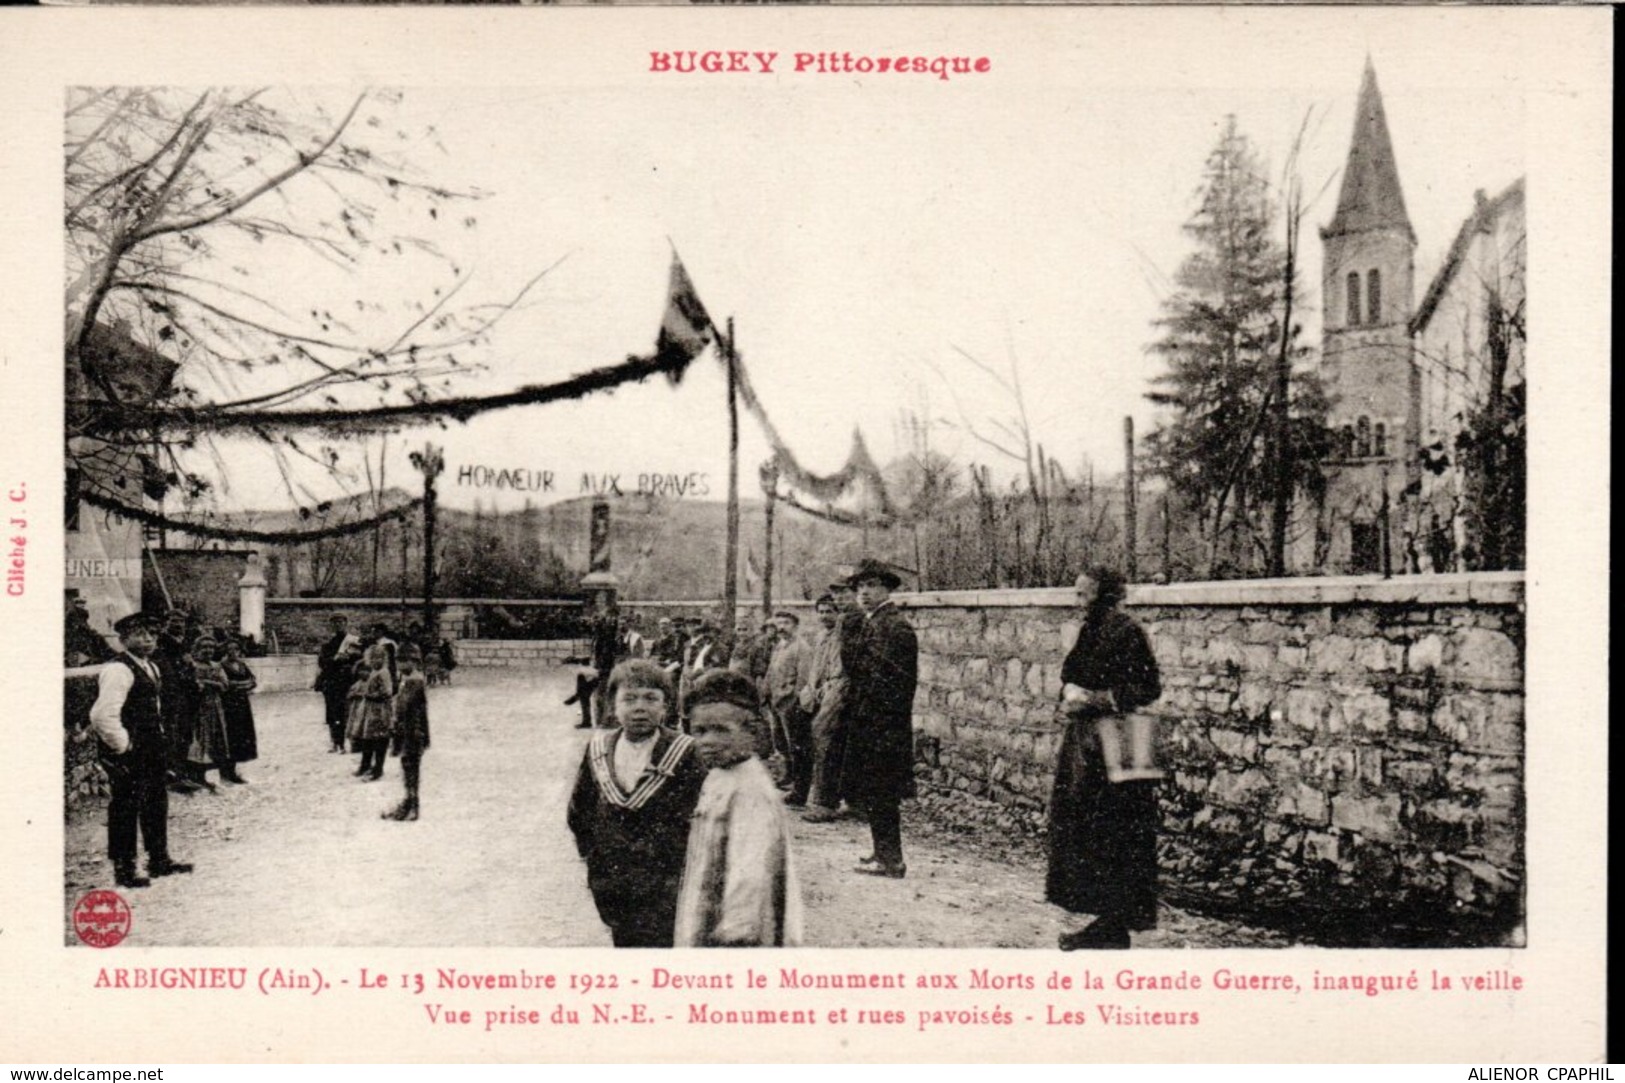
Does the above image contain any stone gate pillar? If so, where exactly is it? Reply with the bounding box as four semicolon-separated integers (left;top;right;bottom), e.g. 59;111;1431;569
237;550;267;649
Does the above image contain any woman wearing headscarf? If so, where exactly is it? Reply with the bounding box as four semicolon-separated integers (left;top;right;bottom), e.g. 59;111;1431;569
1046;565;1163;950
218;639;259;784
187;634;234;791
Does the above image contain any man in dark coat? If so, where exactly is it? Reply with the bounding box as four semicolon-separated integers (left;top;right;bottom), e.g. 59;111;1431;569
562;609;624;729
1046;566;1163;950
153;609;201;793
315;614;362;753
89;612;194;888
650;618;686;673
838;559;918;879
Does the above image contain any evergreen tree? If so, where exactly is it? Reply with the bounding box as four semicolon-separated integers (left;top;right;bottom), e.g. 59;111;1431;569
1145;116;1325;577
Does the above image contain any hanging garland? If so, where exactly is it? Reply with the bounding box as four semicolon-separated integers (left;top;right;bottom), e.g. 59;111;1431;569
769;486;895;530
80;484;424;544
78;348;698;439
730;347;897;518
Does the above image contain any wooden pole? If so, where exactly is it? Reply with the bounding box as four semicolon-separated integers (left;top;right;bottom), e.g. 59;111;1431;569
1270;175;1302;578
761;459;778;616
369;436;386;594
1123;416;1138;582
722;317;740;642
412;443;445;638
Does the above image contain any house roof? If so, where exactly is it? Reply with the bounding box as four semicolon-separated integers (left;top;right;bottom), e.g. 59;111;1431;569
75;320;181;402
1409;177;1527;335
1325;60;1415;242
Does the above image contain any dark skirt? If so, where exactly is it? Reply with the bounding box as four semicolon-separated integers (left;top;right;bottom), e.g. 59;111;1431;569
188;690;232;768
222;690;259;764
1045;718;1160;929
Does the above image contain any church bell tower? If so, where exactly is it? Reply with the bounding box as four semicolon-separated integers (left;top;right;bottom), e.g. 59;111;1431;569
1318;60;1418;574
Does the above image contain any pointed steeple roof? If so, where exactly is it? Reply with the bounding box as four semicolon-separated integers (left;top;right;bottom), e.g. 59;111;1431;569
1326;60;1414;241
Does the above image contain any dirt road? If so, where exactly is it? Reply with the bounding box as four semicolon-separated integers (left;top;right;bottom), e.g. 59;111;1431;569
66;668;1286;948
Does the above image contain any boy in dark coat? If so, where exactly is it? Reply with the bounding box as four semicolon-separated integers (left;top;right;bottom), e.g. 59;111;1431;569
384;644;431;821
567;660;708;947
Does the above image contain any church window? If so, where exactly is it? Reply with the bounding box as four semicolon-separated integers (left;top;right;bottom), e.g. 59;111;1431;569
1338;425;1355;460
1355;416;1372;458
1373;422;1388;457
1367;269;1382;324
1346;272;1362;326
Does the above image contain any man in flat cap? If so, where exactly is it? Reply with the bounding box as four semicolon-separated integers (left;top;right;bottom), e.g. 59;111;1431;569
89;612;194;888
838;559;918;878
800;585;854;823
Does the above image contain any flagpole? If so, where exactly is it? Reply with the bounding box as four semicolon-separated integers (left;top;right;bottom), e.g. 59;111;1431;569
722;316;740;644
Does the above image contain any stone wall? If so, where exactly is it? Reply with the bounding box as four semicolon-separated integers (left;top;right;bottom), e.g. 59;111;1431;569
144;548;254;629
456;640;579;667
264;599;479;653
904;573;1525;945
250;654;319;693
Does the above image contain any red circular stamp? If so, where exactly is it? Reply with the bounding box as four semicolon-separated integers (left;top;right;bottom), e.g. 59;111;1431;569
73;890;131;948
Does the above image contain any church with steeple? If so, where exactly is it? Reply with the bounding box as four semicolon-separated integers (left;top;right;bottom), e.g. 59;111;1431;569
1312;59;1526;576
1315;59;1420;575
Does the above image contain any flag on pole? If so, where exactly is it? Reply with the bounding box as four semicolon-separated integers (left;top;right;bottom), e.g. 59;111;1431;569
654;252;714;383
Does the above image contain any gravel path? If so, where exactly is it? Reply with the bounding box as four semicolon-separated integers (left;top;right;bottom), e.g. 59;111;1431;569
65;668;1288;948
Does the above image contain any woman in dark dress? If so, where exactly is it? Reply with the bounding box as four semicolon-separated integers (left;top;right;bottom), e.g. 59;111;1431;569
1046;565;1163;950
187;635;233;791
219;639;259;784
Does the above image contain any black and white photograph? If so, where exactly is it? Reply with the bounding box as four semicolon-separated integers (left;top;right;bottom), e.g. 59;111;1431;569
3;4;1609;1064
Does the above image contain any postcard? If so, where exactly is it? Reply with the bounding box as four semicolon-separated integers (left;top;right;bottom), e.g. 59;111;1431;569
0;5;1610;1062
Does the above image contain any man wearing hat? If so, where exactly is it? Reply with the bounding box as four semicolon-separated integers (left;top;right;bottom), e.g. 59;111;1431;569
837;559;918;878
88;612;194;888
799;585;853;823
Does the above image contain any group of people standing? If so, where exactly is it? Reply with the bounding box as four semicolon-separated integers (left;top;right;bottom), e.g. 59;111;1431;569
82;557;1166;951
566;558;922;949
313;615;432;821
606;560;919;878
569;558;1167;951
86;606;264;889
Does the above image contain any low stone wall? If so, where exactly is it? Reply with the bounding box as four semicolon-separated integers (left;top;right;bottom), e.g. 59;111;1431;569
263;599;480;654
456;639;579;667
903;573;1525;945
250;654;318;693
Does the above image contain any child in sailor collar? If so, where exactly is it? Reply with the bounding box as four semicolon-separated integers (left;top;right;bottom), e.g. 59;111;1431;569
566;660;708;948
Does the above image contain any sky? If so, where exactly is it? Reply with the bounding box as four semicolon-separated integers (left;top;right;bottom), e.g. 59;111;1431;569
145;13;1530;518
